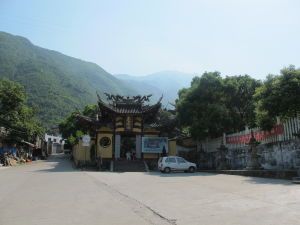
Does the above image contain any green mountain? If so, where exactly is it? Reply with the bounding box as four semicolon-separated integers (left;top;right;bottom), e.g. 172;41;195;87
0;31;136;129
115;71;195;107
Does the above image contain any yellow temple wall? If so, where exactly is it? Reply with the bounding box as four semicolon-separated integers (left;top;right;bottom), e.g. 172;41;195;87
115;127;125;132
143;128;159;133
116;121;123;126
73;139;95;164
134;116;142;121
97;127;113;132
143;153;159;158
97;133;113;158
134;117;142;126
132;128;141;132
168;140;176;156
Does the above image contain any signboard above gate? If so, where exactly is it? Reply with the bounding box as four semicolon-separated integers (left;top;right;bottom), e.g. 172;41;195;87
142;137;168;153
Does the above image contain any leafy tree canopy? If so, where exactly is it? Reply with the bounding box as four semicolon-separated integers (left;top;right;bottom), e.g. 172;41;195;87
223;75;261;128
0;78;44;144
176;72;261;140
59;104;98;145
255;65;300;130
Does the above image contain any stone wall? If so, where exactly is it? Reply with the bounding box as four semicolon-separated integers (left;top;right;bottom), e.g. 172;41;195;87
198;116;300;170
200;139;300;170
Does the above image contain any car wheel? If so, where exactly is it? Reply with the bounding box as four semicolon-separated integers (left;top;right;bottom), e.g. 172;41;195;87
188;166;196;173
164;167;171;173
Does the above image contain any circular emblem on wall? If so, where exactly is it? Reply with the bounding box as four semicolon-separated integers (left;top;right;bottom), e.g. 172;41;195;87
99;137;111;148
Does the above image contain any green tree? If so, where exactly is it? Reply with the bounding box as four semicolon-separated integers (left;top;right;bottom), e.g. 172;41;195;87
275;65;300;117
0;78;44;144
59;104;98;145
0;78;26;116
255;65;300;130
223;75;261;128
177;72;230;139
176;72;261;140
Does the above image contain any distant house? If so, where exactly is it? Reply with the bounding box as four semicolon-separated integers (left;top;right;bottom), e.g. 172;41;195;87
44;134;65;154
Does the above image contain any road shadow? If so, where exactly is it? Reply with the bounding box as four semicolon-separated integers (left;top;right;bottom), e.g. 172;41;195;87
36;154;98;173
199;170;297;186
144;171;218;177
243;176;298;186
145;170;298;185
188;169;299;186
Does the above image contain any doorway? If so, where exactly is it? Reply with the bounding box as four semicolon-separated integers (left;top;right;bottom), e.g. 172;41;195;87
120;135;136;159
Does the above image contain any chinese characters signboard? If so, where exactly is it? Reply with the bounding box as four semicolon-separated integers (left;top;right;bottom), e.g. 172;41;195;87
142;137;168;153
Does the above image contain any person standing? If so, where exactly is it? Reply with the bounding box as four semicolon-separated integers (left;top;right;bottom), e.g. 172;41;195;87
126;151;131;160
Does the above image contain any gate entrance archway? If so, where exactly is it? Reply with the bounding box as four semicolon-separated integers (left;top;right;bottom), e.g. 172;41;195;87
120;135;136;159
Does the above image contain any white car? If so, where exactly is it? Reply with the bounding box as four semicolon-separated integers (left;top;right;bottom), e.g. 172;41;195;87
158;156;197;173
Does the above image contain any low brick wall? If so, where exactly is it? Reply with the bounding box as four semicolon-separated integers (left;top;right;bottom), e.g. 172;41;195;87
199;169;298;180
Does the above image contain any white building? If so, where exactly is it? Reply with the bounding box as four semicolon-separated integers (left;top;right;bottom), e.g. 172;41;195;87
44;134;65;154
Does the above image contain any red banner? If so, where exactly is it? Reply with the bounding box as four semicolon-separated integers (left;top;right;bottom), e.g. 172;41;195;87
226;124;284;144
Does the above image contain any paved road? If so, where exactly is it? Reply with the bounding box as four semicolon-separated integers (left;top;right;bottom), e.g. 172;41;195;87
1;155;300;225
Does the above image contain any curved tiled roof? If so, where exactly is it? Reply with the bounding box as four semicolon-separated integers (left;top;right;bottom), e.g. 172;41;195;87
97;94;162;115
76;114;113;128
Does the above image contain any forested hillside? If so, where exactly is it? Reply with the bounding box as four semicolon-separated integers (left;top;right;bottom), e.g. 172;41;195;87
0;31;137;129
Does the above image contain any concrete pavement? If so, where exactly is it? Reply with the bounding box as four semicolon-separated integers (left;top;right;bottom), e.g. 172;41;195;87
1;155;300;225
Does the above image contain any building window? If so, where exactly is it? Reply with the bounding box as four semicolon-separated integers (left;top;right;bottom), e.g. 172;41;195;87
54;139;56;142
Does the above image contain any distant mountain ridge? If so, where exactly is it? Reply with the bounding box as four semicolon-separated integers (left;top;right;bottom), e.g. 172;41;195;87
114;71;195;106
0;31;195;129
0;31;137;128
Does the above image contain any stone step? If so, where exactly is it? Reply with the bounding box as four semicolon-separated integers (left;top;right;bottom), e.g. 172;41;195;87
114;160;146;172
292;177;300;184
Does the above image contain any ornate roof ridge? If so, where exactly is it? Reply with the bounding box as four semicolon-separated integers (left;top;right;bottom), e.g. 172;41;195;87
104;93;153;105
97;93;163;115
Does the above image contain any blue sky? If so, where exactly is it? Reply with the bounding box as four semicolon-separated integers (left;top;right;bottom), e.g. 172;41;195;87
0;0;299;79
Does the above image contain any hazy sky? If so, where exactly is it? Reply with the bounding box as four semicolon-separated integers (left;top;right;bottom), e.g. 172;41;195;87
0;0;299;79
